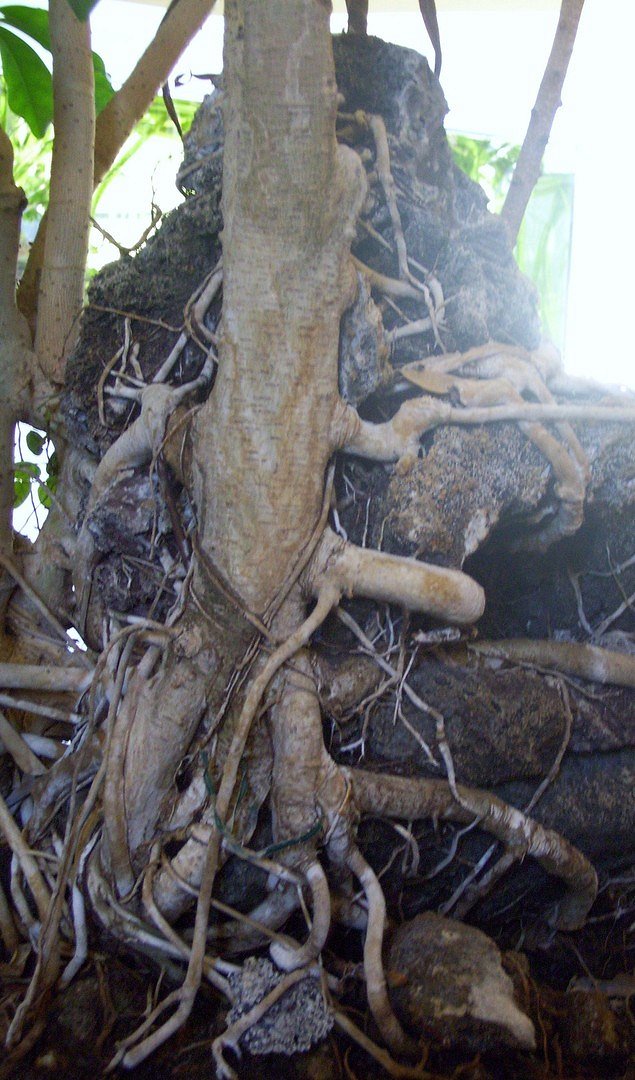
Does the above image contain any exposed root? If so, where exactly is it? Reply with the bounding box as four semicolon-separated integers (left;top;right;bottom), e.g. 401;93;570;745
401;353;588;549
0;553;91;665
75;351;214;634
0;663;92;692
367;114;411;284
0;707;47;775
472;637;635;688
346;844;420;1060
269;860;331;971
142;843;233;995
311;527;484;625
451;679;574;920
6;15;629;1078
0;791;51;924
152;259;222;384
334;1009;431;1079
336;606;438;764
352;256;424;303
335;389;635;470
0;876;19;955
108;587;341;1067
348;769;598;929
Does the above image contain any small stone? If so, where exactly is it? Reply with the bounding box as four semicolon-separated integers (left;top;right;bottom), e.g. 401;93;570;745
226;957;334;1057
386;912;535;1052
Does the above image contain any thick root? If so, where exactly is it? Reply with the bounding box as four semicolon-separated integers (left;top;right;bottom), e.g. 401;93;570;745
348;768;598;929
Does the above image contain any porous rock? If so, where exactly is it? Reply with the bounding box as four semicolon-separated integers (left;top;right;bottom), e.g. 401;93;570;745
226;957;333;1056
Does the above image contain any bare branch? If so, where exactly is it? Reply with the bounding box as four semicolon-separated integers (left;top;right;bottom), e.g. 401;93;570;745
18;0;219;329
34;0;95;384
0;127;34;568
502;0;585;244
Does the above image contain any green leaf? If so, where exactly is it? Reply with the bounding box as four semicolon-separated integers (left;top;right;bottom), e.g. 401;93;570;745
64;0;101;20
0;6;51;50
47;449;59;478
0;6;113;114
13;461;40;508
92;49;113;114
25;429;46;455
0;25;52;135
13;474;30;509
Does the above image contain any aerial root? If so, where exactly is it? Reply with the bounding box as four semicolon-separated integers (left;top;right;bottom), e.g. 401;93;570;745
347;769;597;929
108;587;342;1068
269;859;331;971
346;844;420;1060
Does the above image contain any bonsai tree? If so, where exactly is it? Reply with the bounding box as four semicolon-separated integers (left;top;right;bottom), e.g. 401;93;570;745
2;1;634;1075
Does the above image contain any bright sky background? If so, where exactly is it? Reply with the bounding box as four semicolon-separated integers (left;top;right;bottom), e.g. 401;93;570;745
83;1;635;389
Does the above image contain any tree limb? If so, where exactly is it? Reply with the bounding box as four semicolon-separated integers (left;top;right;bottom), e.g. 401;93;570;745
33;0;95;385
501;0;585;244
18;0;219;329
0;126;35;615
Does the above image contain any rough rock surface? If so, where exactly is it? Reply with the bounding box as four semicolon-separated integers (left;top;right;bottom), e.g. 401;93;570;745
387;913;535;1051
226;958;333;1056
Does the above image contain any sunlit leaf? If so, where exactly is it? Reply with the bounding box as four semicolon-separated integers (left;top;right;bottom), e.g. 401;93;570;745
0;25;52;135
92;49;113;114
0;5;51;49
0;5;113;114
13;461;40;508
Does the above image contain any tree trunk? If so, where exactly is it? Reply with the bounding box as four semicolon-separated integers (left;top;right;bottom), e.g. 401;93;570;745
194;0;363;612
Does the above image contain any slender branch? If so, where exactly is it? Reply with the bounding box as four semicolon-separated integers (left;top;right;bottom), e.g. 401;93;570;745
33;0;95;384
18;0;219;326
0;127;33;578
0;791;51;924
501;0;586;243
93;0;218;188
